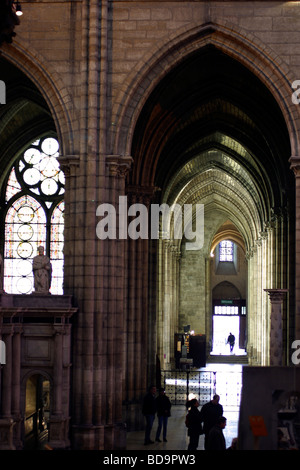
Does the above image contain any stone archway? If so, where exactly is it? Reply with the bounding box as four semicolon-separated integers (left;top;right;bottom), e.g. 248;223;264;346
24;373;51;450
126;38;294;392
113;21;300;159
0;41;76;157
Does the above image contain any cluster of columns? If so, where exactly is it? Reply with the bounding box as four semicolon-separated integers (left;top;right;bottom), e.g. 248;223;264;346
265;289;288;366
247;206;289;366
156;240;181;370
290;156;300;342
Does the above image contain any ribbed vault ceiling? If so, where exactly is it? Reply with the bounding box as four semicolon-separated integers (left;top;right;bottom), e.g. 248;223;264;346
131;45;294;249
0;57;54;188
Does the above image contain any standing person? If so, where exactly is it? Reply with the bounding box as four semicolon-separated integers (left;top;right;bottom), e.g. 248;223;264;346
199;394;223;450
155;387;172;442
142;385;157;445
206;416;227;450
227;332;235;352
185;398;203;451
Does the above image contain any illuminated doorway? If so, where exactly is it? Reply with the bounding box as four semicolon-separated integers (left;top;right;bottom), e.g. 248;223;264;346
24;374;50;449
211;304;247;356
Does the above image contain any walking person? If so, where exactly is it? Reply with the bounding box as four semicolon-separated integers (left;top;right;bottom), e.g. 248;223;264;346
206;416;227;450
155;387;172;442
199;394;223;450
227;332;235;353
142;385;157;445
185;398;203;451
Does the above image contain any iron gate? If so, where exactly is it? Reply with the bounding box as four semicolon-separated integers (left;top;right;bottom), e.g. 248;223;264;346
161;370;216;406
161;369;243;407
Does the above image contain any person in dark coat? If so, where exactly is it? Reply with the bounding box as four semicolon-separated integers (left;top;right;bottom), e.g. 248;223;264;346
155;387;172;442
227;333;235;352
206;416;227;450
199;394;223;450
185;398;203;451
142;385;157;445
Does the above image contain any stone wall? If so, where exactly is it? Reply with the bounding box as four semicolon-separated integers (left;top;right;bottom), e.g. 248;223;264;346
10;1;300;157
2;0;300;450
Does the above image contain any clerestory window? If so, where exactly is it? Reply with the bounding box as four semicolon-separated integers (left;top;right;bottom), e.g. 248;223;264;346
219;240;234;262
3;136;64;295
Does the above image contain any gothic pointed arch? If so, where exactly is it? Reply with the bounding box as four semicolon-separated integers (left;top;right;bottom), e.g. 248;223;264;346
0;41;76;156
112;20;300;159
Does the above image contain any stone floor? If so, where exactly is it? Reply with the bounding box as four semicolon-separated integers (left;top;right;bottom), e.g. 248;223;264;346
126;363;242;451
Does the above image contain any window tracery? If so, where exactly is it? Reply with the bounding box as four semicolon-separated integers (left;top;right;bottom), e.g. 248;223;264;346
3;136;64;295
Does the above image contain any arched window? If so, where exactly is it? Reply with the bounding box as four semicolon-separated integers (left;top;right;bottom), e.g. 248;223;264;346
3;136;64;295
219;240;234;262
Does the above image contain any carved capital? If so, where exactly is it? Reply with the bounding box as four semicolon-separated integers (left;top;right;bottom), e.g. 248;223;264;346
260;231;268;240
264;288;288;303
126;185;160;207
106;155;133;178
289;156;300;177
57;155;80;177
255;238;262;247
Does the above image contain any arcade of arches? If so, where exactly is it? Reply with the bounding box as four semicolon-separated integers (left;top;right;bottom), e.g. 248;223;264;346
0;1;300;451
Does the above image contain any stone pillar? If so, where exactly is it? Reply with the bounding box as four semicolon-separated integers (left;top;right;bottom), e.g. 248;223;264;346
53;326;63;416
265;289;288;366
0;325;15;449
170;243;181;365
124;185;156;431
11;324;22;449
1;327;12;417
289;156;300;339
99;155;132;448
57;154;80;295
48;325;68;449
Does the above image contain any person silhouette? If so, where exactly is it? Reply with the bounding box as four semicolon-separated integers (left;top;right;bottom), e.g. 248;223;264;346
227;332;235;353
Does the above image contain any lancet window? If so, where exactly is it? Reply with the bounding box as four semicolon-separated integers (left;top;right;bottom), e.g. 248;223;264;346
3;136;64;295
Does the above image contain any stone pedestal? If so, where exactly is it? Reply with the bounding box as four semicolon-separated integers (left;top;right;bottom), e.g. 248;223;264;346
0;293;76;449
265;289;288;366
48;416;70;449
0;418;15;450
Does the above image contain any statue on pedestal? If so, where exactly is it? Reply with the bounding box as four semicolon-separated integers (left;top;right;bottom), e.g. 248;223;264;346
32;246;52;294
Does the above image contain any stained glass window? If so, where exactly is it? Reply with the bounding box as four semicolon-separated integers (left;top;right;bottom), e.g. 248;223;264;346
50;201;64;295
219;240;234;262
3;136;64;295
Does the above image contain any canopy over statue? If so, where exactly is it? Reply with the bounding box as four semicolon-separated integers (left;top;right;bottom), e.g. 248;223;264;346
32;246;52;294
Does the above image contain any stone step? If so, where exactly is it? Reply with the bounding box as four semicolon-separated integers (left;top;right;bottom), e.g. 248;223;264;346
207;354;248;364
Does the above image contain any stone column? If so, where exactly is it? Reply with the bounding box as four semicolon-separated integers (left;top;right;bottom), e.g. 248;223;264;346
11;324;22;449
265;289;288;366
1;327;12;417
48;324;67;449
289;156;300;339
0;325;15;449
124;185;156;431
98;155;132;448
70;0;103;449
57;154;80;295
